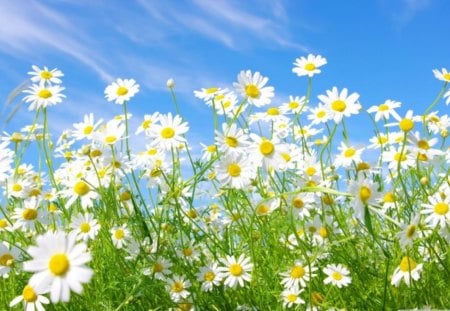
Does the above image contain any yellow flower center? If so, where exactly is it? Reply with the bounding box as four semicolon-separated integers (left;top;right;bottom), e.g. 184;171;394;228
245;84;260;98
22;285;38;303
80;222;91;233
22;208;38;220
378;136;388;144
331;100;346;112
227;163;241;177
204;271;215;282
256;204;270;215
344;148;356;158
38;89;52;99
434;202;448;215
406;224;416;238
399;256;417;272
332;271;343;281
0;219;7;228
206;87;218;94
0;253;13;266
172;281;184;293
359;186;372;203
287;293;298;302
281;153;291;162
116;86;128;96
182;248;193;256
91;149;102;157
82;125;93;135
225;136;238;148
105;135;117;144
206;145;217;153
312;292;324;305
443;73;450;81
153;262;164;273
292;198;304;209
378;104;389;111
317;110;326;118
322;195;334;205
48;253;70;276
229;263;243;276
260;141;274;156
290;265;305;278
304;63;316;71
399;118;414;132
357;162;370;171
384;192;395;203
305;166;316;176
73;181;90;196
40;71;53;79
267;107;280;115
119;191;132;201
417;140;429;150
142;120;151;129
187;209;198;219
115;229;125;240
289;101;299;109
161;127;175;139
394;152;407;162
12;183;23;192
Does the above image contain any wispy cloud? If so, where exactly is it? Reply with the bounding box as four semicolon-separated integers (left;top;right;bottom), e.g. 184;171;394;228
379;0;433;29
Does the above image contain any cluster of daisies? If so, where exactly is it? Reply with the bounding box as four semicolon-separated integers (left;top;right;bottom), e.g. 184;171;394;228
0;56;449;310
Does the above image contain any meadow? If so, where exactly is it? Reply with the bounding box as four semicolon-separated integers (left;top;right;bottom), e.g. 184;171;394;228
0;56;449;310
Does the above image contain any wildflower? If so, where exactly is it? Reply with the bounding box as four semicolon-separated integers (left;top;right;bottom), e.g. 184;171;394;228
70;213;101;242
11;200;49;232
432;68;450;82
72;113;103;141
167;78;175;88
292;54;327;78
281;285;305;308
93;119;126;146
408;131;443;162
385;109;419;133
143;257;173;280
0;242;21;277
0;217;13;232
421;193;449;228
28;65;64;85
280;260;317;288
111;225;131;249
383;147;416;171
196;262;223;292
288;192;315;219
149;113;189;151
323;263;352;288
367;99;401;122
391;256;423;287
194;87;224;102
135;112;160;136
249;134;284;171
334;142;364;168
318;87;361;123
23;231;93;303
397;214;421;249
347;175;382;221
23;83;65;111
218;254;253;288
234;70;274;107
166;275;191;302
104;78;139;104
60;178;99;210
215;123;250;156
9;283;50;311
254;197;280;217
307;103;331;125
6;177;32;199
215;154;256;189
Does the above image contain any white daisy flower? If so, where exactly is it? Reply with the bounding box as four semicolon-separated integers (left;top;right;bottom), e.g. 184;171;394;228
196;262;223;292
143;257;173;280
104;78;139;104
11;201;49;232
397;214;421;249
218;254;253;288
28;65;64;85
391;256;423;287
23;231;93;303
0;242;21;277
318;87;361;123
215;123;250;156
135;112;160;136
280;260;317;288
149;113;189;151
166;275;191;302
70;213;101;242
72;113;103;141
432;68;450;82
9;283;50;311
292;54;327;78
334;142;364;168
367;99;401;122
347;174;382;221
215;154;256;190
323;263;352;288
23;84;65;111
421;193;449;228
234;70;274;107
111;225;131;249
93;119;126;146
307;103;331;125
281;285;305;308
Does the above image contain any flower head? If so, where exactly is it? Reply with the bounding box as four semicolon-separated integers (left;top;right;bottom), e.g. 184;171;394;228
105;78;139;104
293;54;327;77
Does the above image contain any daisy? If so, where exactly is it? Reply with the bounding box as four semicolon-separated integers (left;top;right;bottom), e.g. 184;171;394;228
11;200;48;232
318;87;361;123
193;87;225;102
104;78;139;104
23;84;65;111
254;197;280;217
367;99;401;122
0;242;21;277
307;103;331;125
280;260;317;288
391;256;423;287
215;154;256;189
323;263;352;288
60;178;99;210
432;68;450;82
72;113;103;141
196;262;223;292
218;254;253;288
385;110;420;133
233;70;274;107
288;192;315;219
111;225;131;249
421;193;449;228
292;54;327;78
200;143;218;162
93;119;126;146
9;283;50;311
408;131;443;161
334;142;364;168
135;112;160;136
249;134;284;171
70;213;101;242
214;91;242;117
0;217;14;232
23;231;93;303
347;174;382;221
143;257;173;280
6;177;32;199
249;106;289;124
215;123;250;156
28;65;64;85
166;275;191;302
397;214;421;249
281;285;305;308
149;113;189;151
382;147;416;171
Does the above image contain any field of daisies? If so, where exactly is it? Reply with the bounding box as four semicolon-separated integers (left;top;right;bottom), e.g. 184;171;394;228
0;56;449;311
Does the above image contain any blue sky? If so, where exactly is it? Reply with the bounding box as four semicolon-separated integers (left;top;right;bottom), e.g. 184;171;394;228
0;0;449;149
